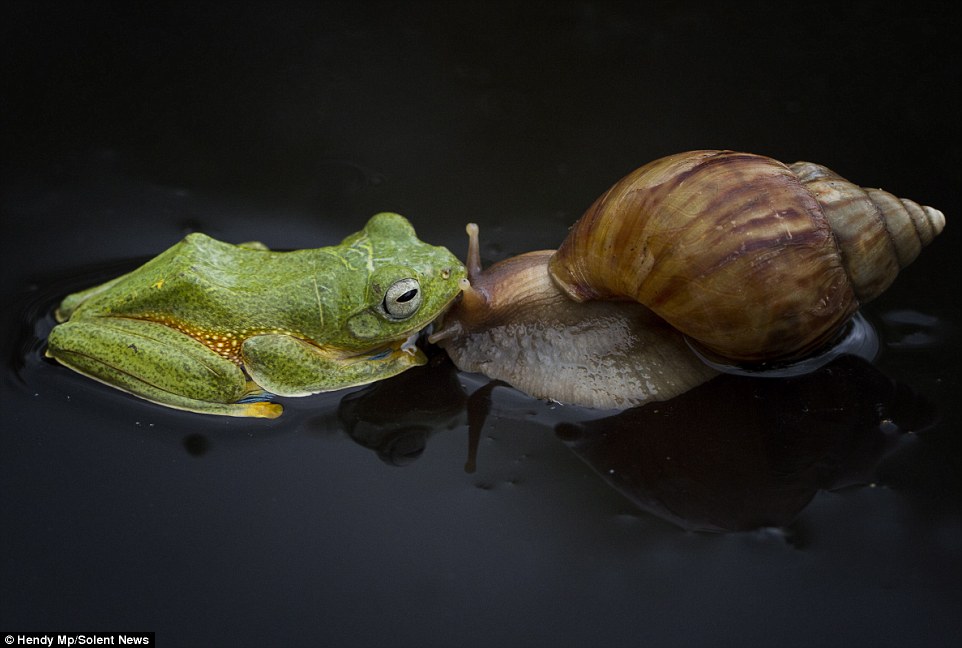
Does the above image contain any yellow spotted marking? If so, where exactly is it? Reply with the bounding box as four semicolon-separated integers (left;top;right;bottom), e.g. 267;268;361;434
142;314;300;364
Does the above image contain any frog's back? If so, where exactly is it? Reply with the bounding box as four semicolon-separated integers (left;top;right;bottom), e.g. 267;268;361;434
68;233;349;337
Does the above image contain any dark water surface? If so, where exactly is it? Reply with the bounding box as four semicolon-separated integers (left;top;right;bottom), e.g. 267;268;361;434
3;3;960;647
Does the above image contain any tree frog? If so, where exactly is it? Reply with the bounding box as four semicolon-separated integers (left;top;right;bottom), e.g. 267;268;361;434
45;213;466;418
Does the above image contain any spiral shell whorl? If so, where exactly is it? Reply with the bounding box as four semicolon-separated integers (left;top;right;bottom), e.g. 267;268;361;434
549;150;945;363
790;161;946;302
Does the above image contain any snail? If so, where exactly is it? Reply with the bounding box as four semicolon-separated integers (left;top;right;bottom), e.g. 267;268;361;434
429;150;945;409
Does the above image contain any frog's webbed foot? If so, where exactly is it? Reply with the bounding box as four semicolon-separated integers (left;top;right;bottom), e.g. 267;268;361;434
46;318;283;418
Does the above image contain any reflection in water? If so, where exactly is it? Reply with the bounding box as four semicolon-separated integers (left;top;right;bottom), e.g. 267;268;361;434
462;379;512;474
333;350;467;466
556;355;936;532
331;348;935;533
689;311;879;377
878;309;954;349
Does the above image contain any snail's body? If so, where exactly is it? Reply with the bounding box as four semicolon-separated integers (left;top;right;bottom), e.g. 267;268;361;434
435;245;718;409
432;151;945;409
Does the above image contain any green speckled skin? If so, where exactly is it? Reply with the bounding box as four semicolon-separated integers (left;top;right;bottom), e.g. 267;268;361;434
46;213;466;418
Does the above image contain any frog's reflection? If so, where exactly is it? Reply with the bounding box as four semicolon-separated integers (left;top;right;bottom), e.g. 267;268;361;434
333;350;935;532
335;351;467;466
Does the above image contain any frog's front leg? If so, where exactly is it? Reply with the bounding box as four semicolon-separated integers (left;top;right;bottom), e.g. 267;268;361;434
241;334;426;396
46;318;282;418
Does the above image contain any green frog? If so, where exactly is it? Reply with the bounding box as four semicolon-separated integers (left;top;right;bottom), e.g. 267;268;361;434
45;213;466;418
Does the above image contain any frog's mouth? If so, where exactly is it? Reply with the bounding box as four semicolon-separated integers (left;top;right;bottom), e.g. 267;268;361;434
352;287;466;365
363;328;423;362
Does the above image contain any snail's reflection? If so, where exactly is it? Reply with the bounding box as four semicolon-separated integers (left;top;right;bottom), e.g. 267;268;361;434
332;350;934;533
556;354;935;532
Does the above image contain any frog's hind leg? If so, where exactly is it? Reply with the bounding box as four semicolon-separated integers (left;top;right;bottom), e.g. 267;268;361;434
46;318;282;418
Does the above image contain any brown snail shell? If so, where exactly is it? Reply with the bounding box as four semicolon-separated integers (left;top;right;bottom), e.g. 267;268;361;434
549;150;945;362
432;150;945;409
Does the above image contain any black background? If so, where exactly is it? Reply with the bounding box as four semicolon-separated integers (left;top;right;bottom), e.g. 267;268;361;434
2;2;960;647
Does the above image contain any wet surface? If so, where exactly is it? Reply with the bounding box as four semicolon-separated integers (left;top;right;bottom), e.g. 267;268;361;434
2;3;961;647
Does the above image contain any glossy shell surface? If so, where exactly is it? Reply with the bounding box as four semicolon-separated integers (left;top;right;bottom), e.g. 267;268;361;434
549;150;945;362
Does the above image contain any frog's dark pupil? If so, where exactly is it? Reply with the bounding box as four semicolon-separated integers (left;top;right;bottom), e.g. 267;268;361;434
396;288;418;303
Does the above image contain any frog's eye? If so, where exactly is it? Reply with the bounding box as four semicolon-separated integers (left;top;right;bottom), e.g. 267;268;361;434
382;278;421;320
